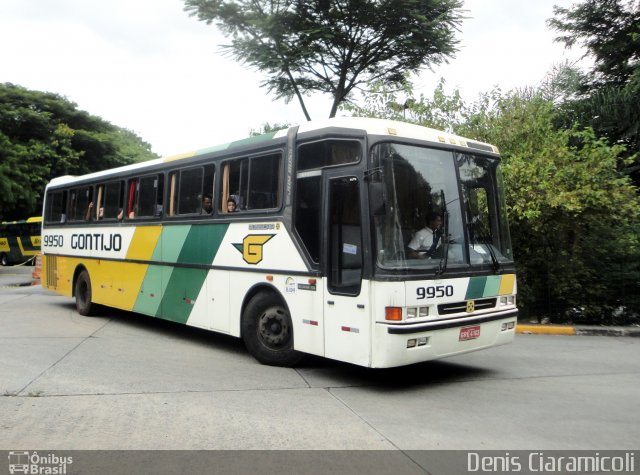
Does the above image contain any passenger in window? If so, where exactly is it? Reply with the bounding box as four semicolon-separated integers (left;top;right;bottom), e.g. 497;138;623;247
200;194;213;215
226;198;237;213
85;202;104;221
85;202;94;221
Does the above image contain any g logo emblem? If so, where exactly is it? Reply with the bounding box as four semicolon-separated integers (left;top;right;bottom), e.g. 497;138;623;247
466;300;475;313
233;234;275;264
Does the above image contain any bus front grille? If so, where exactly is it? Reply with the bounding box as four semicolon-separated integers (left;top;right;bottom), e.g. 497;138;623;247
438;298;497;315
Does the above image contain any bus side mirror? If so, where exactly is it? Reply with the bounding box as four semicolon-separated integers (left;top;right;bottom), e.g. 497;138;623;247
368;182;385;216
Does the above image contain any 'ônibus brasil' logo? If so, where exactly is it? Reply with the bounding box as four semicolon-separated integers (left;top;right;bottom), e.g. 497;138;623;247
233;234;275;265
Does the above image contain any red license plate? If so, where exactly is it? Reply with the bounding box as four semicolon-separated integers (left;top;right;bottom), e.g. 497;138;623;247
459;325;481;341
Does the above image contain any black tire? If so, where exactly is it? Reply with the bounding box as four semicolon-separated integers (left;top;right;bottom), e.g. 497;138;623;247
0;253;8;266
242;292;302;367
75;270;95;316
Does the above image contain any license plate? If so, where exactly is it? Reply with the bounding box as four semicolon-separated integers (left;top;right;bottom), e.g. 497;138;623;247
459;325;481;341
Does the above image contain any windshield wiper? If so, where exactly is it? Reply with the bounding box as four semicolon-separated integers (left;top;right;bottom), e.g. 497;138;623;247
479;235;501;273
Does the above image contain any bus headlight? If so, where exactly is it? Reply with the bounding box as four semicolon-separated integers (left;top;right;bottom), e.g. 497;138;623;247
500;295;516;306
407;307;417;319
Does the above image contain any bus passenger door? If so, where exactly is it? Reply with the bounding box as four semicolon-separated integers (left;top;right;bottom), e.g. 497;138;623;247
322;173;371;366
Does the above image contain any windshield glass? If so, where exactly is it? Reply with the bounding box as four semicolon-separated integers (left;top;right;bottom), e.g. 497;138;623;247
458;152;513;265
371;143;513;271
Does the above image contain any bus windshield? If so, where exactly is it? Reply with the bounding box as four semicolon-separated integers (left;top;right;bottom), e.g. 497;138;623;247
371;143;513;271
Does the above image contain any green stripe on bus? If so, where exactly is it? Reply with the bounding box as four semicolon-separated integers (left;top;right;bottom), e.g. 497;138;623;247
133;265;165;316
176;224;228;265
157;223;229;323
227;132;277;150
157;225;192;262
483;275;502;297
465;276;487;300
159;267;207;323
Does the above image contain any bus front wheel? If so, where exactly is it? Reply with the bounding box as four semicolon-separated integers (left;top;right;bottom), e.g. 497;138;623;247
75;270;95;316
242;292;302;367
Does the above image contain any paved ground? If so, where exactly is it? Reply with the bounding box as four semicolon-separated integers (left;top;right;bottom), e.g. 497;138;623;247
1;265;639;473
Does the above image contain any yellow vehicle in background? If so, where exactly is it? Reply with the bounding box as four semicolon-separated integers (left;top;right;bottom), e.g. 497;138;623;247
0;216;42;266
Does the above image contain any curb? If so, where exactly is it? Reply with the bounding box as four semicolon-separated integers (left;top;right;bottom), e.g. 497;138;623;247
517;324;640;337
517;324;575;335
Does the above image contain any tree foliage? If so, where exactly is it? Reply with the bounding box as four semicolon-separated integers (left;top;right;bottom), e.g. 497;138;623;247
349;81;640;322
548;0;640;182
0;83;157;221
184;0;464;119
548;0;640;89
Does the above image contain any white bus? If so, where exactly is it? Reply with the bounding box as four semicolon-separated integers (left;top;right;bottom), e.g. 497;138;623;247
41;117;517;368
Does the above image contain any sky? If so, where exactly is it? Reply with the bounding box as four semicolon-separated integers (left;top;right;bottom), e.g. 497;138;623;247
1;0;588;157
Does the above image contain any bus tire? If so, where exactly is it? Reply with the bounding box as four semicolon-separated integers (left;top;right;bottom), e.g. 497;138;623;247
0;253;7;266
75;270;95;316
242;292;302;367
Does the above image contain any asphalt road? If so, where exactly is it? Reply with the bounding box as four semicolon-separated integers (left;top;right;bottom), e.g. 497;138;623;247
1;268;639;472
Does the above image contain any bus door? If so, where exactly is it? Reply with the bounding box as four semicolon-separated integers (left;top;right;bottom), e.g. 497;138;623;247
322;172;371;366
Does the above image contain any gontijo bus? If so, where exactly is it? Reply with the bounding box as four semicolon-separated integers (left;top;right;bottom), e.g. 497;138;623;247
41;117;517;368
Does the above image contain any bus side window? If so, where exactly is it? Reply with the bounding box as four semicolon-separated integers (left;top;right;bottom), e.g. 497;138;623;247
134;175;162;218
297;140;360;171
246;153;280;210
178;167;204;215
68;187;92;222
221;155;279;213
221;158;249;212
45;190;68;223
103;181;123;220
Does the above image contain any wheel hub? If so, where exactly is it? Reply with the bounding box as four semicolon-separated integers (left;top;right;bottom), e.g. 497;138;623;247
258;307;290;348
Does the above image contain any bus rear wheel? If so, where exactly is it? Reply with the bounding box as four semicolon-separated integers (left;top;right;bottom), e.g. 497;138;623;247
75;270;95;316
0;253;8;266
242;292;302;367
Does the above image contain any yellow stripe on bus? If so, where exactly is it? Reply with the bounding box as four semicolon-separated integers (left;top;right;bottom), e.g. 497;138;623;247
89;260;149;311
499;274;516;295
126;226;162;261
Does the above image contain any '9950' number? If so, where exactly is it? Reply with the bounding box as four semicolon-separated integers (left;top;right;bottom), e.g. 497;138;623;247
43;235;64;247
417;285;454;300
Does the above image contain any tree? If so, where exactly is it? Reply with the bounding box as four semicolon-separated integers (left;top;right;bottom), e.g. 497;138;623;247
547;0;640;182
548;0;640;89
0;83;157;221
184;0;464;119
249;121;290;136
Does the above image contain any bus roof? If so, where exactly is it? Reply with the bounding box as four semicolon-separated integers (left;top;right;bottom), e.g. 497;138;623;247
46;117;498;187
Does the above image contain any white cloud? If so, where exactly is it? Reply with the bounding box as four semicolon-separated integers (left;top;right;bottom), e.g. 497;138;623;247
1;0;589;157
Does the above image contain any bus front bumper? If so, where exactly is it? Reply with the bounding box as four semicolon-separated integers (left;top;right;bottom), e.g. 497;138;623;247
371;310;518;368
